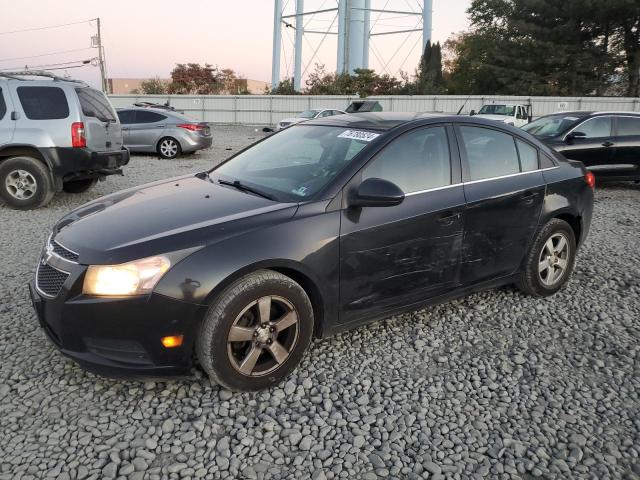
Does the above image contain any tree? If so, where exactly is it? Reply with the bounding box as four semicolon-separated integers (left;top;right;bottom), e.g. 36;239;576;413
269;78;297;95
139;77;167;95
168;63;223;94
445;0;620;95
415;41;445;94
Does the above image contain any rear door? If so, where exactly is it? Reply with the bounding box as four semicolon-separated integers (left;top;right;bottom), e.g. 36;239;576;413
0;86;14;147
128;110;168;151
456;125;545;285
339;125;465;325
75;87;123;153
561;116;615;171
612;115;640;179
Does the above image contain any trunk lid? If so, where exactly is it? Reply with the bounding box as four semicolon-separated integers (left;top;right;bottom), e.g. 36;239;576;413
75;87;123;153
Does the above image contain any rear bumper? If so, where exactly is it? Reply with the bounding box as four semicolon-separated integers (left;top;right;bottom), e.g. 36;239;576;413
43;147;130;182
179;134;213;153
28;277;206;379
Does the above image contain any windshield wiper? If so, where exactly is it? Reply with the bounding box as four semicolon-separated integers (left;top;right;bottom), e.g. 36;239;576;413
218;179;275;201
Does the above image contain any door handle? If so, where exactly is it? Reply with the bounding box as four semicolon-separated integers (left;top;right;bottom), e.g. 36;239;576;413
436;211;459;225
602;141;614;147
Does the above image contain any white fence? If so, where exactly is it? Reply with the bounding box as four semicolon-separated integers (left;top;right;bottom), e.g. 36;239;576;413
108;94;640;126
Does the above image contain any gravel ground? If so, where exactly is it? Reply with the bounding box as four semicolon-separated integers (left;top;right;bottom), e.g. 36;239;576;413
0;125;639;480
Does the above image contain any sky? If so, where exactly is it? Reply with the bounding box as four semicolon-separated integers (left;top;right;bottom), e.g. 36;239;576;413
0;0;472;89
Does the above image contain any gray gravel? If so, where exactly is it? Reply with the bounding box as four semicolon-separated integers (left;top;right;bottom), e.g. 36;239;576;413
1;125;639;479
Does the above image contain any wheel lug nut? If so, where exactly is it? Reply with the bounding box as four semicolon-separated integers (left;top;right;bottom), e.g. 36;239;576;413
267;339;272;345
269;326;275;332
261;323;267;329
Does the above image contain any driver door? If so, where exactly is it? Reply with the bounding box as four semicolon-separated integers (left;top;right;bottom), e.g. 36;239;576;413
338;125;465;326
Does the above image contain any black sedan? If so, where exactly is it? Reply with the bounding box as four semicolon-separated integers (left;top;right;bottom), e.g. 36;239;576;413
523;111;640;181
30;113;594;391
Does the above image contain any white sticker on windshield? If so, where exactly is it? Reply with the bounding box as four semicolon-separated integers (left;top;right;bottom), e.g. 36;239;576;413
338;130;380;142
564;117;579;121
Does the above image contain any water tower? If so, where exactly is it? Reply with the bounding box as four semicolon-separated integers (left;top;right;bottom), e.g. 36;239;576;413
271;0;433;90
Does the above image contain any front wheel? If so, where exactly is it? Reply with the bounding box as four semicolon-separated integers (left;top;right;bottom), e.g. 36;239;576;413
157;137;181;159
196;270;314;391
517;218;577;297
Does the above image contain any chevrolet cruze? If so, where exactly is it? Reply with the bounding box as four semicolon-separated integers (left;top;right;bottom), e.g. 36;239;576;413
30;113;594;391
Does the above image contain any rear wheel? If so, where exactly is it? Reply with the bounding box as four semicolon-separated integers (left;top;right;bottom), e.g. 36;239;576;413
157;137;181;159
63;178;98;193
0;156;54;209
517;218;576;297
196;270;314;391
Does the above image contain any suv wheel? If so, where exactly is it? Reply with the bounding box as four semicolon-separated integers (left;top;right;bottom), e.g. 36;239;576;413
157;137;181;159
63;178;98;194
0;156;54;209
517;218;577;297
196;270;314;391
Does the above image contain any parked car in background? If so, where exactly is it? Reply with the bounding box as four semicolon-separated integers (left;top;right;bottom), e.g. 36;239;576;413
276;108;345;130
133;101;178;112
523;111;640;181
0;71;129;209
30;113;593;391
471;103;531;127
116;107;212;159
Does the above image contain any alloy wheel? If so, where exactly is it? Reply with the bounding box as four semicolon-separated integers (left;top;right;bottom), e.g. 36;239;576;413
5;169;37;200
160;139;178;158
227;295;299;377
538;232;570;287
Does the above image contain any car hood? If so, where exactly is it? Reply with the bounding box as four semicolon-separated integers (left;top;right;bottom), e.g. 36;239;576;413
54;174;297;265
473;114;513;123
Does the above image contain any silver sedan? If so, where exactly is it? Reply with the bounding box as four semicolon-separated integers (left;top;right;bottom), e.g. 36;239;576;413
116;107;213;159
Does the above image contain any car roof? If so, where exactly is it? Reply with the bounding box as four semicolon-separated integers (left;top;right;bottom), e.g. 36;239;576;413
304;112;495;131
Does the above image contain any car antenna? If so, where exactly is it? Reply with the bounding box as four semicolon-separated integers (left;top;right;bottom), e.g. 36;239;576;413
457;94;473;115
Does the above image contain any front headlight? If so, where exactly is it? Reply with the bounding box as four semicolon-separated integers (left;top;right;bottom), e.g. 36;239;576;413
83;255;171;296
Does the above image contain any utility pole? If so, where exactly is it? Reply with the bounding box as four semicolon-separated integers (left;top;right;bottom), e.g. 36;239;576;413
95;18;108;93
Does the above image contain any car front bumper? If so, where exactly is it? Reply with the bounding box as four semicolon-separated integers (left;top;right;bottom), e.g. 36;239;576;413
28;273;206;378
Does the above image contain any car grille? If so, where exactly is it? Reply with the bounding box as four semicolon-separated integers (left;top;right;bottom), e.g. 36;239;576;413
51;240;79;262
36;263;69;297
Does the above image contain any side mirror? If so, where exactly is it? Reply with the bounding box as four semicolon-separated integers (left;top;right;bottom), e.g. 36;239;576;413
469;109;476;116
349;178;405;208
565;131;586;143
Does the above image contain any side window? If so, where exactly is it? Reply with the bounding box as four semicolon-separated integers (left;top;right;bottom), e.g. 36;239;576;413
135;111;166;123
17;86;69;120
0;88;6;119
516;139;539;172
575;117;612;138
517;107;528;120
617;116;640;136
319;110;333;118
540;153;557;169
362;126;451;193
460;126;520;181
117;110;135;124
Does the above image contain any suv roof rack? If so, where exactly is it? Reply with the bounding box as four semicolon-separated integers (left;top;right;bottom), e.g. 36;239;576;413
0;70;88;85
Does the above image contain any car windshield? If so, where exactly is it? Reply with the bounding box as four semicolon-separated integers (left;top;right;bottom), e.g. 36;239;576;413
298;109;320;119
522;115;583;137
211;125;374;202
478;105;515;116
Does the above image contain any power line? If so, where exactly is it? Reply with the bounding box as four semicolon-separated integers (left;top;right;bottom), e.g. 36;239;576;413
0;18;95;36
0;48;93;63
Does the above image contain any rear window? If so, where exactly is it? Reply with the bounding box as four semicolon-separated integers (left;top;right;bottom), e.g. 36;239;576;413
75;87;116;122
17;86;69;120
617;116;640;136
0;88;6;119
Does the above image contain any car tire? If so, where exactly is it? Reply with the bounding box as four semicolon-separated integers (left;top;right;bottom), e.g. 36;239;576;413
62;178;98;194
517;218;577;297
0;156;54;209
196;270;314;391
157;137;181;159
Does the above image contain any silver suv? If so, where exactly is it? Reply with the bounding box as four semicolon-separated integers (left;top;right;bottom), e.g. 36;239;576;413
0;71;129;209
